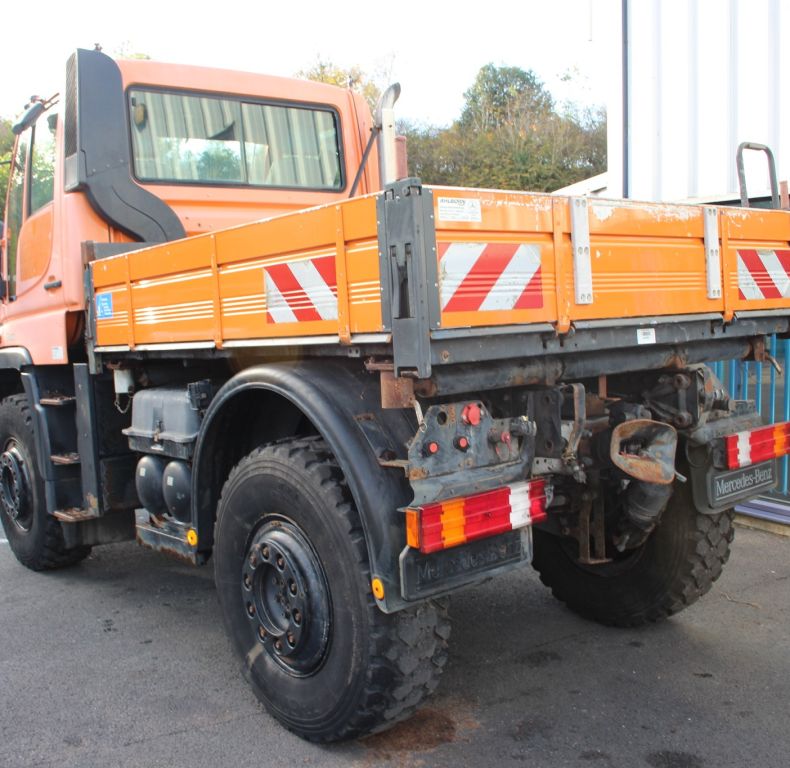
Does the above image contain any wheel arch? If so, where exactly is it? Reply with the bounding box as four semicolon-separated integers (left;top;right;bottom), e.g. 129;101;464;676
0;348;32;399
192;360;415;611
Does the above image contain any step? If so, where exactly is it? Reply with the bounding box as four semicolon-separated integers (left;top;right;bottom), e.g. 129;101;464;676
54;507;98;523
50;452;81;466
40;394;76;407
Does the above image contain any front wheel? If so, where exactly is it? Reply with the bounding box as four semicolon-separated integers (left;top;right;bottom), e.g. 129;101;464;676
0;394;90;570
531;481;734;627
213;438;450;742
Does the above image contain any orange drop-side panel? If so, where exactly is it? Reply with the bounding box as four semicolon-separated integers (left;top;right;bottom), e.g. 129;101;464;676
93;195;382;347
723;207;790;314
91;186;790;351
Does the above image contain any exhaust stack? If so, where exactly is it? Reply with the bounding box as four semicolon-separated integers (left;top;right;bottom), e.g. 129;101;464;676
375;83;401;185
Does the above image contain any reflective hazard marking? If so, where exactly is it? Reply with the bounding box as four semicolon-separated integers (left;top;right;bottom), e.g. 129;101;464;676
737;248;790;300
438;242;543;312
264;255;338;323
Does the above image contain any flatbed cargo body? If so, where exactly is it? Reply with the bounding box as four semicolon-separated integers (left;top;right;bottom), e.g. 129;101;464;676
89;182;790;368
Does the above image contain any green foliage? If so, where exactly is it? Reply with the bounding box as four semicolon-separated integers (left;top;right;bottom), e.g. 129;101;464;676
297;59;382;113
460;64;554;133
402;63;606;193
114;41;152;60
0;117;14;211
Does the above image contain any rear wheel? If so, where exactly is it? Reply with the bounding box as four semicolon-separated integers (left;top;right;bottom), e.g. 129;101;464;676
214;438;450;742
532;481;734;627
0;394;91;570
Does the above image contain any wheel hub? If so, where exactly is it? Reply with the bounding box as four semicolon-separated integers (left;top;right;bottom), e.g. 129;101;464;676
242;520;331;676
0;444;32;532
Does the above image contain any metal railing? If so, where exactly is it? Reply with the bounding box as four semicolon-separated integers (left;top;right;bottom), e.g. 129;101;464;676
713;335;790;523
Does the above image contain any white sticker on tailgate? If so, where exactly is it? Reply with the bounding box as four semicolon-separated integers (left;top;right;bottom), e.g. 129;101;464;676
437;197;482;223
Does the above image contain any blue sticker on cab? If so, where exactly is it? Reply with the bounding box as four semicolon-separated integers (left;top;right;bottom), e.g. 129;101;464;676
95;293;114;320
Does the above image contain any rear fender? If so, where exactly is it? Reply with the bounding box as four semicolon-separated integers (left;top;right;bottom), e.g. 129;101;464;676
191;360;416;612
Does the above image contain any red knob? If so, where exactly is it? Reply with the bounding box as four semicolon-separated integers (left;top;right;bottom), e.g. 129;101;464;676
461;403;482;426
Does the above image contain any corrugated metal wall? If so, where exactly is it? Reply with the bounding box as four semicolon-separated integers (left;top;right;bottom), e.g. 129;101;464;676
607;0;789;203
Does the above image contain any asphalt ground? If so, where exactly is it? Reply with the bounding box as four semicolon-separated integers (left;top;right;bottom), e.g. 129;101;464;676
1;524;788;768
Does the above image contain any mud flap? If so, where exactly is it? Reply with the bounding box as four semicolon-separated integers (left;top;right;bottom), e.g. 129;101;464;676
690;459;776;514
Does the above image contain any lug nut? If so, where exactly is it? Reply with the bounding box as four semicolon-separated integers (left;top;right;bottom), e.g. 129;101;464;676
289;580;297;595
293;609;302;625
258;626;267;640
243;573;252;589
246;602;255;617
276;555;285;569
261;546;270;559
274;640;283;652
287;632;296;646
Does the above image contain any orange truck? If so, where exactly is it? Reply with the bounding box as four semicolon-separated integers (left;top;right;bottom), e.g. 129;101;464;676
3;48;790;741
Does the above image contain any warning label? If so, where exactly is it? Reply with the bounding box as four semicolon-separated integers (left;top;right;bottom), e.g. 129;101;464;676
437;197;482;223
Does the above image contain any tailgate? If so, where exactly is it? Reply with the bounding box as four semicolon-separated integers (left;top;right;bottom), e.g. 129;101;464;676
431;187;790;333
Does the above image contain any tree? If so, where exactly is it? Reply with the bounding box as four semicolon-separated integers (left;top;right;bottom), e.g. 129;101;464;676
114;41;151;60
402;63;606;193
0;118;14;209
297;59;382;113
460;64;554;134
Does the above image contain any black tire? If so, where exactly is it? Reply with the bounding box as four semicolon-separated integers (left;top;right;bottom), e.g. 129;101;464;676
214;438;450;742
532;481;734;627
0;394;91;570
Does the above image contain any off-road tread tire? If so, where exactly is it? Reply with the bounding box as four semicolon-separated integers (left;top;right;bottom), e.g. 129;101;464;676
532;482;734;628
0;395;90;571
215;437;450;742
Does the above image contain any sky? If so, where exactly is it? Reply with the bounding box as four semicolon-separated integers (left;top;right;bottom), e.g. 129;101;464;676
0;0;619;125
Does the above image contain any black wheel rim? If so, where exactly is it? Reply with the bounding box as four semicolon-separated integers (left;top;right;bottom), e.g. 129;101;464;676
242;519;331;677
0;441;33;533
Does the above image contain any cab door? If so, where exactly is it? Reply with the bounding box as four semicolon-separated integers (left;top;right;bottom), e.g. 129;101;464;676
1;108;64;361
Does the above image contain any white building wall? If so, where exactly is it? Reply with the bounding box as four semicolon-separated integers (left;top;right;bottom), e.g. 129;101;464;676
608;0;788;203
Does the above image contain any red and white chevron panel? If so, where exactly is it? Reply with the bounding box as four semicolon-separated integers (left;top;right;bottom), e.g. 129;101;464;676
737;248;790;300
438;242;543;312
264;256;338;323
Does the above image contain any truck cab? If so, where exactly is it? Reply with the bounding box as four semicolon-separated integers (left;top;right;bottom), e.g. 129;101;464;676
1;49;379;365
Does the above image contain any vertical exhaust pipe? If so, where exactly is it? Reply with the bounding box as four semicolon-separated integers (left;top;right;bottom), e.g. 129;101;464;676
376;83;401;185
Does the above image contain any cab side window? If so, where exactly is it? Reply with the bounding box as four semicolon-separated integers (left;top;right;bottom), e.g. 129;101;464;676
5;130;28;293
3;113;56;299
30;114;56;214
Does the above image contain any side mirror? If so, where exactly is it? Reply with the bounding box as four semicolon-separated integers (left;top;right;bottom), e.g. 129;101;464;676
12;101;46;135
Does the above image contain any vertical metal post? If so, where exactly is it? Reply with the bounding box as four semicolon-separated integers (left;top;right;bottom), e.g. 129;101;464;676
728;359;737;398
755;360;763;414
741;360;749;401
770;334;777;424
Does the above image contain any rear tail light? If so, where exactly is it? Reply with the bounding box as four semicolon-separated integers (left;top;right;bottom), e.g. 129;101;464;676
405;478;550;554
725;421;790;469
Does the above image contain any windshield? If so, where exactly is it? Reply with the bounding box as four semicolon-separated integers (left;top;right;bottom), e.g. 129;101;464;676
128;88;343;190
